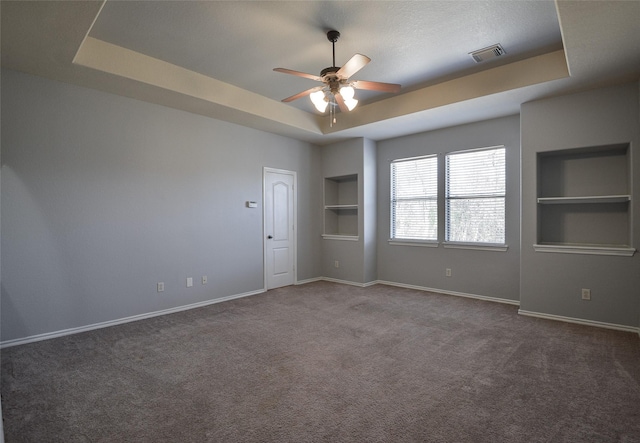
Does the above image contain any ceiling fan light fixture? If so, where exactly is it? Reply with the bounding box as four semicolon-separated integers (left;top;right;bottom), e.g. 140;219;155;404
344;97;358;111
310;90;329;112
338;85;358;111
340;85;355;100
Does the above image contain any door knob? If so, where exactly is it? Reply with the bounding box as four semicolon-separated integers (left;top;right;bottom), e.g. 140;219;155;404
267;235;273;239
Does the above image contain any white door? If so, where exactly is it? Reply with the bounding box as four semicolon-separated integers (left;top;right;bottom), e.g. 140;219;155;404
264;169;296;289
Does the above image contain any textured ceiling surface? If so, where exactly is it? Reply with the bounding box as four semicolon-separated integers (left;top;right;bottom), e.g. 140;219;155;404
89;1;563;111
1;1;639;144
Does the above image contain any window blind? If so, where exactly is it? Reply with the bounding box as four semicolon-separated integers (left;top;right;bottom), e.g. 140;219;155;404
391;156;438;240
446;147;505;243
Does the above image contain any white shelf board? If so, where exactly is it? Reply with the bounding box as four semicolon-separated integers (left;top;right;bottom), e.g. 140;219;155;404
322;234;359;241
537;195;630;204
533;243;636;256
324;205;358;210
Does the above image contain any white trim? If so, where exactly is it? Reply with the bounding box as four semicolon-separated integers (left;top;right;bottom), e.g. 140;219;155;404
295;277;323;285
446;144;505;157
321;277;377;288
322;234;359;241
0;289;266;349
390;153;438;164
388;239;439;247
443;242;508;252
533;243;635;256
518;309;640;335
7;281;635;349
71;0;107;64
376;280;520;305
537;195;631;204
263;167;298;290
324;204;358;210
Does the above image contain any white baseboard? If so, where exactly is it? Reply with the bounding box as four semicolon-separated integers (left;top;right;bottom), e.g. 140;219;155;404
376;280;520;306
2;278;370;348
0;288;266;349
518;309;640;335
295;277;324;285
5;281;636;348
320;277;378;287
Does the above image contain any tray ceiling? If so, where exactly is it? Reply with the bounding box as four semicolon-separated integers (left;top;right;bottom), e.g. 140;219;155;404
2;1;639;144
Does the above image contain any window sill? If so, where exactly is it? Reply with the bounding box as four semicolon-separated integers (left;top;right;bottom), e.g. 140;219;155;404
443;242;508;252
388;240;508;251
388;239;439;248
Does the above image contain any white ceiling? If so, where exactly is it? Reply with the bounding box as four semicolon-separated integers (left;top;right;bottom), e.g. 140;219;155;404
89;1;563;108
2;1;639;145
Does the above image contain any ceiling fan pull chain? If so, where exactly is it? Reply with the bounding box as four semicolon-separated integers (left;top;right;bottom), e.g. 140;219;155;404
330;102;334;127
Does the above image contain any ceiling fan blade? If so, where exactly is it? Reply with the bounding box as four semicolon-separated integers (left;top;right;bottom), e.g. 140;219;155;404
273;68;322;82
352;80;401;93
282;86;323;103
337;54;371;79
334;93;349;113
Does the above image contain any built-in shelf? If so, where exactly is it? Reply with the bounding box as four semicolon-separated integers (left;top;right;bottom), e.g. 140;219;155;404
324;174;359;238
536;144;633;253
324;204;359;210
533;243;636;257
322;234;359;241
537;195;630;204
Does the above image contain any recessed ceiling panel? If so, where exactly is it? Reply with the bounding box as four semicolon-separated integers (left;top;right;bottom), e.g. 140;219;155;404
89;1;562;113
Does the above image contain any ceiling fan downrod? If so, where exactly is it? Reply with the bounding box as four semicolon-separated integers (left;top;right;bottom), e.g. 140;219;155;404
327;30;340;68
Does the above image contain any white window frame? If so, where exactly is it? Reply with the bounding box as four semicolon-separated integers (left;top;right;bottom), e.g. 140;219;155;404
444;146;507;249
389;155;439;246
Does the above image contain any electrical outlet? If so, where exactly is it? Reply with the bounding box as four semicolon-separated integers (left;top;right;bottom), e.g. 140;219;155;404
202;276;207;285
446;268;452;277
186;277;193;288
334;260;339;268
157;282;165;292
581;288;591;300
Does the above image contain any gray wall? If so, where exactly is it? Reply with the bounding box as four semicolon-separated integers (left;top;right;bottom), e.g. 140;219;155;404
0;63;4;443
321;138;366;283
2;67;638;345
362;138;377;283
1;69;322;342
320;137;377;285
376;115;521;301
520;81;640;327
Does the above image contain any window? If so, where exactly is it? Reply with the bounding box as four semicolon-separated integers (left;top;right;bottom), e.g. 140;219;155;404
445;147;505;244
390;155;438;241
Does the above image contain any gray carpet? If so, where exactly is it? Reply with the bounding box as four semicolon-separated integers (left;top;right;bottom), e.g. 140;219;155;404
2;281;640;442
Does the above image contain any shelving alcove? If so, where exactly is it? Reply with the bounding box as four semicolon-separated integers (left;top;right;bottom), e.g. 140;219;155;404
534;143;635;256
323;174;359;241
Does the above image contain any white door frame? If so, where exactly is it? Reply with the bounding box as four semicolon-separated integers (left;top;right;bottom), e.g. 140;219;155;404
263;167;297;289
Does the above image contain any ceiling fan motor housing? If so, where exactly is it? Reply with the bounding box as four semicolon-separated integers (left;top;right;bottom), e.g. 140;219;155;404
327;30;340;42
320;67;344;94
320;66;340;77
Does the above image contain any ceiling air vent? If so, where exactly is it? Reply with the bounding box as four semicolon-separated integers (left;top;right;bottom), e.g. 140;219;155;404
469;44;506;63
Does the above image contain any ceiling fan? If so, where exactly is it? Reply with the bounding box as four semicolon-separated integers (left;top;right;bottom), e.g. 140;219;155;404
274;30;401;117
